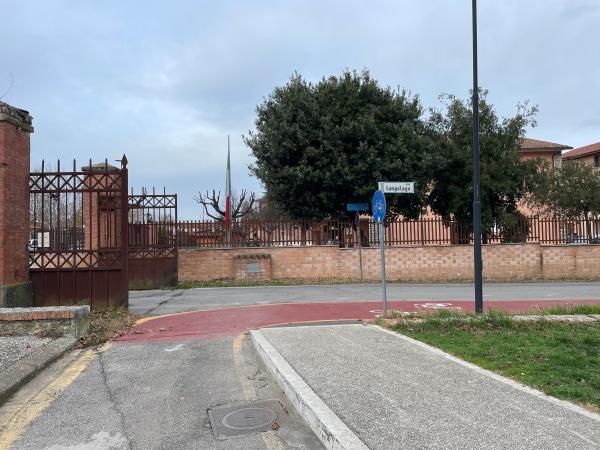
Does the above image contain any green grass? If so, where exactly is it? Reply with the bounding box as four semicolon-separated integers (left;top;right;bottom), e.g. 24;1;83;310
381;310;600;410
536;304;600;315
166;278;364;289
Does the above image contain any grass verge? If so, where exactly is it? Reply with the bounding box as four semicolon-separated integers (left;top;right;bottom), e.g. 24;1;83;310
535;303;600;315
166;278;362;289
377;309;600;411
79;307;139;348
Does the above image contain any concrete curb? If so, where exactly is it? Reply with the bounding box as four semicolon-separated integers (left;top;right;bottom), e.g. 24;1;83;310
0;336;77;406
250;329;369;450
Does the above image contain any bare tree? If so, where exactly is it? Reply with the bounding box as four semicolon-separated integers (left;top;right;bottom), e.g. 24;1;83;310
194;189;256;221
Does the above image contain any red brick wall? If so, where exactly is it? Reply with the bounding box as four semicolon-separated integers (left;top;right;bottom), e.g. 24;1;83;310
178;244;600;283
0;120;32;286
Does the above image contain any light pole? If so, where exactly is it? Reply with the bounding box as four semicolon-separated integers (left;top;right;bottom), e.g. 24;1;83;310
472;0;483;313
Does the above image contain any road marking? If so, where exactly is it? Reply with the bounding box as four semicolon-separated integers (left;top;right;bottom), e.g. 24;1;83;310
164;344;184;352
413;302;462;310
232;334;283;450
0;349;97;449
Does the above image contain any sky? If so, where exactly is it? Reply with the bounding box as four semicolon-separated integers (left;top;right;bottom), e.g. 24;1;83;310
1;0;599;218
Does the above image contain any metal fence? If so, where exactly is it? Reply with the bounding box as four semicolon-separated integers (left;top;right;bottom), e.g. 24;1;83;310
29;157;129;308
176;215;600;248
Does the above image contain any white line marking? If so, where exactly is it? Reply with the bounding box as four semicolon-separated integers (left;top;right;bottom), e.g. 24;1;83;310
164;344;184;352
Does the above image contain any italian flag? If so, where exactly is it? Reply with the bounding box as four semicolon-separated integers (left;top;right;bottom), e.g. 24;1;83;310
225;135;232;230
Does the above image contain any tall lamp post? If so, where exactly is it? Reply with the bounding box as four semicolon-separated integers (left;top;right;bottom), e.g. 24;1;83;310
472;0;483;313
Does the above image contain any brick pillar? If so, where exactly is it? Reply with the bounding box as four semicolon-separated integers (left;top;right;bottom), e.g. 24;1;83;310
0;101;34;307
82;162;120;251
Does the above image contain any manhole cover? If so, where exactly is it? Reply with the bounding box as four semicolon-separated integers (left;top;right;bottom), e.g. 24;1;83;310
208;399;287;440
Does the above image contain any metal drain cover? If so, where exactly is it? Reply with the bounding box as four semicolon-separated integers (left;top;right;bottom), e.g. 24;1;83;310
208;399;287;440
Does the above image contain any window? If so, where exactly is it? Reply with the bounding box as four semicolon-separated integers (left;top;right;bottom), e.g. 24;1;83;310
595;154;600;168
554;155;562;169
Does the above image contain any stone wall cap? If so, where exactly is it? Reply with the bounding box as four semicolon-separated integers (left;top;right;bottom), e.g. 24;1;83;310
81;162;119;172
0;305;89;315
0;101;34;132
234;254;271;259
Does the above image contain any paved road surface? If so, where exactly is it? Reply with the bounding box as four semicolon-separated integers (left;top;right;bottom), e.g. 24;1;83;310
119;298;600;343
130;282;600;316
4;283;600;449
1;335;323;449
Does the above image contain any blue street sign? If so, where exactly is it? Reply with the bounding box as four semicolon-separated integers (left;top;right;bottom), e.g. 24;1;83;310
346;203;369;212
372;190;386;223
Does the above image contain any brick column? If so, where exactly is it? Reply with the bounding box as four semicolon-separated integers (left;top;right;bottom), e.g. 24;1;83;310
0;101;34;307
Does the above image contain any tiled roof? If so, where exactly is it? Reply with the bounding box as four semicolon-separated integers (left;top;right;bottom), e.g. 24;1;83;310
562;141;600;160
519;138;572;152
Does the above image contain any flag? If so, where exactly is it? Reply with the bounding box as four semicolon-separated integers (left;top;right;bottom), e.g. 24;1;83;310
225;135;232;230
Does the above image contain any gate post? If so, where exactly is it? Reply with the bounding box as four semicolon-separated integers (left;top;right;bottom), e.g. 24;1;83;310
120;155;129;307
0;102;34;307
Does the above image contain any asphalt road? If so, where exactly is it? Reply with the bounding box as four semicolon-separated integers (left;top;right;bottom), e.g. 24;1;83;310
3;336;323;450
130;282;600;316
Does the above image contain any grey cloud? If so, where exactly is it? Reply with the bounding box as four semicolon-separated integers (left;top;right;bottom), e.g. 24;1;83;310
1;0;598;217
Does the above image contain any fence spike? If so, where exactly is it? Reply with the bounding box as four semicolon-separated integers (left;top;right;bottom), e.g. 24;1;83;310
57;159;60;172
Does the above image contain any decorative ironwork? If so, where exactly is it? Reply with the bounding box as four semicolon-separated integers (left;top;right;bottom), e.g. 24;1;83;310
127;187;178;289
29;157;129;308
176;215;600;248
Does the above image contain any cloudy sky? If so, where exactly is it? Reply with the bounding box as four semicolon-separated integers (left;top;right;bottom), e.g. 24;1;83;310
2;1;598;218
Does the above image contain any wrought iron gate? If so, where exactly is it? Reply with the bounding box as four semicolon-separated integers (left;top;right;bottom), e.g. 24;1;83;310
29;157;129;308
128;188;178;289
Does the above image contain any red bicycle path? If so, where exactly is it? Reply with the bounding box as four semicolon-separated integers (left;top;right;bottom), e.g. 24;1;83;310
115;298;600;343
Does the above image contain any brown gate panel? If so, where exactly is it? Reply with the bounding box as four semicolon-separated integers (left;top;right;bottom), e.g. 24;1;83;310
128;257;178;290
128;189;178;290
29;157;129;309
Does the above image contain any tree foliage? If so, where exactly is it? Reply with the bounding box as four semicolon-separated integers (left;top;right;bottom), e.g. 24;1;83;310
244;70;437;220
528;161;600;240
427;91;540;238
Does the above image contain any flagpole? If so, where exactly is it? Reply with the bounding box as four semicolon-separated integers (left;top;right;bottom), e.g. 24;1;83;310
226;134;232;246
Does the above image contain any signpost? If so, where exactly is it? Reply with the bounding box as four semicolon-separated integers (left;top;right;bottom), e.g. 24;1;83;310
347;203;369;280
378;181;415;194
346;203;369;211
373;182;415;316
372;190;387;315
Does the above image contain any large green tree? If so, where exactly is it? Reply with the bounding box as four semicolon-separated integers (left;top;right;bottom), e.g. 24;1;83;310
528;160;600;241
244;70;437;220
427;91;540;242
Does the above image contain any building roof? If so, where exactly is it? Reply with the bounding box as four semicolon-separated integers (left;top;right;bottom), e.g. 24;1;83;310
518;137;572;152
562;141;600;160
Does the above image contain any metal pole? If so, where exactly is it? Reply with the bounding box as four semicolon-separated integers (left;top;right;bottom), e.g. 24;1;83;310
472;0;483;313
357;212;363;280
379;220;387;315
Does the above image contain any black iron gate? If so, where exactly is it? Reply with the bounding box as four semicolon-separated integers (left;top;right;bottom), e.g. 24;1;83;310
128;188;178;289
29;157;129;308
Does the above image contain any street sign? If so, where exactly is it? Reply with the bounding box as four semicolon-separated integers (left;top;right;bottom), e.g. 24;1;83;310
372;189;388;315
378;181;415;194
371;191;386;223
346;203;369;212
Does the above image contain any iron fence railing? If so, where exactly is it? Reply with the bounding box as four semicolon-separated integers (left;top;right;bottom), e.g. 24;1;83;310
176;215;600;248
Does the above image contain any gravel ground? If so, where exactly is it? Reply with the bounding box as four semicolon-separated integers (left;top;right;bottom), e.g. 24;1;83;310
0;336;54;372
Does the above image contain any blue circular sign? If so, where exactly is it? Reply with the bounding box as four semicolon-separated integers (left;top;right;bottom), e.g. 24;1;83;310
372;190;386;223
